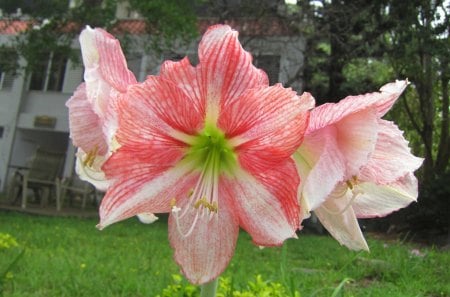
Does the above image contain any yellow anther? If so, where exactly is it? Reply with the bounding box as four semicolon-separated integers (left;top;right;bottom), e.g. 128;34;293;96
170;198;177;208
193;198;218;213
346;176;359;190
210;201;218;213
83;146;99;167
346;180;354;190
187;189;194;197
194;198;205;209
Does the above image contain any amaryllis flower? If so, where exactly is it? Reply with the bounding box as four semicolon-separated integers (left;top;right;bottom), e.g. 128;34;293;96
294;80;423;250
66;26;137;190
89;25;313;284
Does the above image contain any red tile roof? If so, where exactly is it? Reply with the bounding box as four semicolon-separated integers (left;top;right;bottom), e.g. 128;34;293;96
0;20;30;35
1;18;292;36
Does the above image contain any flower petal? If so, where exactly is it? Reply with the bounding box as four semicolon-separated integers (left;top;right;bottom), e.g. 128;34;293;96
377;80;409;116
307;80;408;133
294;126;346;212
159;57;204;116
359;119;424;184
80;26;137;93
334;109;379;177
224;88;312;170
197;24;268;121
222;161;300;246
314;188;369;251
137;213;159;224
75;149;110;191
352;173;418;218
168;193;239;285
66;83;108;155
116;77;204;146
98;162;196;229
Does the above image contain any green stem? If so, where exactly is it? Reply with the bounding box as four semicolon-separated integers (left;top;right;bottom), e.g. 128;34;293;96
200;278;218;297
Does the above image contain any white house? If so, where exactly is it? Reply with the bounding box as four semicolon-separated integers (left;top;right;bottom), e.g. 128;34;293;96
0;16;305;193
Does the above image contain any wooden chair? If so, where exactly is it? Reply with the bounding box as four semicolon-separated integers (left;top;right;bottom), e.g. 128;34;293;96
11;148;65;209
56;177;97;211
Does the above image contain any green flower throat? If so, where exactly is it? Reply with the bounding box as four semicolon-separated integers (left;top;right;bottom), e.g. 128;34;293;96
185;123;237;175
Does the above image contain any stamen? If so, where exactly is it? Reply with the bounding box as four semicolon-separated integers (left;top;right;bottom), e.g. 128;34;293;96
82;146;99;167
172;144;222;237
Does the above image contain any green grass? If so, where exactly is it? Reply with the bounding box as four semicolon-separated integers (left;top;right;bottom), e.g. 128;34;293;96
1;211;449;297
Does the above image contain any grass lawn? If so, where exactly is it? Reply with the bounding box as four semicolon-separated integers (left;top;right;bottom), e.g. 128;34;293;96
0;211;449;297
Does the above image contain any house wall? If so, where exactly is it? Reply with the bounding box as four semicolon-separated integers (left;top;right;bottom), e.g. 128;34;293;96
0;63;27;191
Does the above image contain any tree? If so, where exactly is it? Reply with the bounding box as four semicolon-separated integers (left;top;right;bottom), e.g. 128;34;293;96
386;0;449;182
0;0;199;74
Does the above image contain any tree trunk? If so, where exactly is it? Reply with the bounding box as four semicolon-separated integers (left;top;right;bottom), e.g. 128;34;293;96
436;59;449;174
417;46;435;182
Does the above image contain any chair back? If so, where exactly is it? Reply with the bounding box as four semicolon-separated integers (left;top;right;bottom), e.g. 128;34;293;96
28;148;65;181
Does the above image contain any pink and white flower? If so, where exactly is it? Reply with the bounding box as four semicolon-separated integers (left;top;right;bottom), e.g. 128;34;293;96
75;25;314;284
294;80;423;250
66;26;137;191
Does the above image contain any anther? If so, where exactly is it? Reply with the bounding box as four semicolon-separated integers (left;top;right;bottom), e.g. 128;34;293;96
83;146;99;167
346;180;354;190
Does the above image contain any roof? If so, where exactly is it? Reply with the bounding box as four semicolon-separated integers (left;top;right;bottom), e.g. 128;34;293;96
0;18;292;36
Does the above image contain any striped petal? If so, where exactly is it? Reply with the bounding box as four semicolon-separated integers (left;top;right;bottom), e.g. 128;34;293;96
222;87;312;171
314;186;369;251
169;192;239;284
222;162;299;246
116;77;204;146
66;83;108;155
99;162;196;229
307;80;408;133
352;173;419;218
80;26;136;121
294;126;346;212
197;24;269;121
334;109;378;177
159;57;204;117
80;26;137;93
360;120;424;184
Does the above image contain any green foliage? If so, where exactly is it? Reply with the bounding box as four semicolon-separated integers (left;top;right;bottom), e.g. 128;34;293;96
230;275;300;297
0;212;449;296
0;233;24;296
157;274;300;297
128;0;199;52
342;58;395;94
156;274;199;297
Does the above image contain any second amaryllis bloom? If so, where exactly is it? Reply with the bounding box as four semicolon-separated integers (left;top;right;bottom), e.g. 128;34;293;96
75;25;314;284
294;80;423;251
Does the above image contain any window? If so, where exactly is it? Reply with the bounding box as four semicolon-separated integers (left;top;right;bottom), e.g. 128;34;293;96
254;55;280;85
0;126;4;138
0;48;17;91
29;51;68;92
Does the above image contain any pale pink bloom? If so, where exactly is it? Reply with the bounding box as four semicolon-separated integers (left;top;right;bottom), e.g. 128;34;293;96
294;80;423;251
66;26;137;190
92;25;313;284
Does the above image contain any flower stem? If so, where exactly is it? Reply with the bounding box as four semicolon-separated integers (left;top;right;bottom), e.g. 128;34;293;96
200;278;218;297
